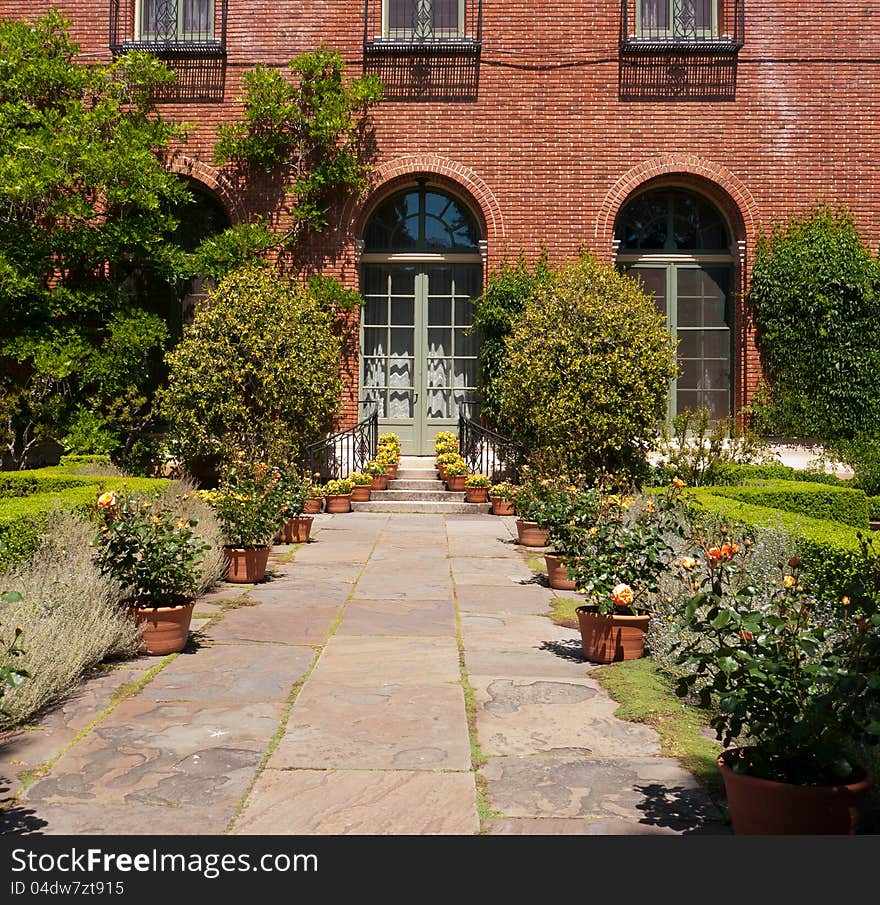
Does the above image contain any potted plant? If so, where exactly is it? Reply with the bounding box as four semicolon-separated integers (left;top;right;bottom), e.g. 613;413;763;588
443;458;470;492
434;431;459;457
511;470;559;546
349;471;373;502
365;459;389;490
202;466;281;583
464;473;491;503
671;534;880;835
489;482;518;516
566;484;683;662
302;473;324;514
275;467;314;544
436;451;462;480
542;485;598;591
378;432;401;478
94;491;210;655
323;478;354;513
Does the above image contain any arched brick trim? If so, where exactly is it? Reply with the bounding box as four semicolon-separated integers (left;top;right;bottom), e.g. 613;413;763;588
596;155;759;252
341;155;505;245
165;153;245;225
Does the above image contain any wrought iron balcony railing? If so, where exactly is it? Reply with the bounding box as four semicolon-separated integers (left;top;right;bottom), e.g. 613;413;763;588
110;0;227;55
364;0;482;55
620;0;744;53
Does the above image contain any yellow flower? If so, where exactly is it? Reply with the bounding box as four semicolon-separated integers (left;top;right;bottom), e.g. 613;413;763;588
152;515;160;525
783;575;796;588
96;491;116;509
645;498;657;514
679;556;697;571
611;583;634;607
588;527;598;537
177;518;187;529
672;477;686;489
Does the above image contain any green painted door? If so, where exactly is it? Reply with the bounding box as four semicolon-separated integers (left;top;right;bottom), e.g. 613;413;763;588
361;262;481;454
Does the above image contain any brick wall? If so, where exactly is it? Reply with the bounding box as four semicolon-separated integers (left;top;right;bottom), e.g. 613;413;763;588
4;1;879;429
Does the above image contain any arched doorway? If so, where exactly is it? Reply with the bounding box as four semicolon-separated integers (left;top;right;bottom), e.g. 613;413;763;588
361;183;483;454
615;187;735;420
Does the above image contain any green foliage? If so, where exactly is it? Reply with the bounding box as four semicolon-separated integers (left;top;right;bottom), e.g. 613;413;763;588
93;493;209;606
832;436;880;497
749;207;880;443
868;498;880;522
472;254;552;427
707;481;869;530
497;255;676;481
0;11;190;467
672;533;880;785
186;222;276;283
715;463;847;488
213;47;382;237
489;481;518;501
159;266;343;469
0;591;28;714
59;455;113;470
200;466;282;548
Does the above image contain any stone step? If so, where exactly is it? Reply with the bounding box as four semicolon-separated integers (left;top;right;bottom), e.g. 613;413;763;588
352;500;491;514
394;469;439;481
388;479;446;491
371;489;466;502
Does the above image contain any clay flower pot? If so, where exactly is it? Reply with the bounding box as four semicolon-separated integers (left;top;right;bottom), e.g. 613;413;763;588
718;748;872;835
130;601;195;656
280;516;314;544
515;519;550;547
446;474;467;492
465;486;489;503
576;606;649;664
224;545;271;583
371;473;389;491
303;497;323;514
385;463;398;479
437;465;448;481
351;485;371;502
491;497;515;516
545;553;577;591
324;493;352;514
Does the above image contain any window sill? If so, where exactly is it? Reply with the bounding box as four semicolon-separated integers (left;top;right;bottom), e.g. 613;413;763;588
365;38;481;57
111;40;226;58
620;37;743;54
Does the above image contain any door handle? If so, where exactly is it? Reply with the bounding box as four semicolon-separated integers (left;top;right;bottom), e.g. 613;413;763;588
413;393;419;403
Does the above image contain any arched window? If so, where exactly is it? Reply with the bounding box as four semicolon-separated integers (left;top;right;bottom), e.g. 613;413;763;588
615;187;735;420
361;185;483;453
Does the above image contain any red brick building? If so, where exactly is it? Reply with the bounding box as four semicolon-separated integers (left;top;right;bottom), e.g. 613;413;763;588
4;1;879;452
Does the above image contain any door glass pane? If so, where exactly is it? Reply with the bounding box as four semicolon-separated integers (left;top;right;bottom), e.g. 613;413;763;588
677;267;729;327
428;297;452;325
390;266;417;295
362;328;387;357
390;328;415;358
626;266;668;317
427;388;453;419
452;264;482;300
425;264;453;296
388;388;414;418
455;328;478;357
363;296;386;326
640;0;669;30
390;298;414;326
453;358;478;387
454;297;474;326
427;357;450;387
427;328;452;357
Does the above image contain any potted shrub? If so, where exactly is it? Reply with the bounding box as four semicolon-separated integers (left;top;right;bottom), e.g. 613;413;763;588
94;491;210;655
443;458;470;492
435;451;462;480
202;466;281;583
511;470;559;546
434;431;459;458
365;459;389;491
489;482;518;516
349;472;373;502
378;433;401;477
543;485;598;591
464;473;491;503
275;468;314;544
566;483;683;662
323;478;354;513
672;535;880;835
301;474;324;514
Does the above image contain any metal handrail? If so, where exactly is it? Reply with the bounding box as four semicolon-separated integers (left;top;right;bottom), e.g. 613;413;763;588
303;402;379;482
458;410;527;484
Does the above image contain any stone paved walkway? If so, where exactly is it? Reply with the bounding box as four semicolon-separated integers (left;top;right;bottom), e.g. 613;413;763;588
0;513;726;835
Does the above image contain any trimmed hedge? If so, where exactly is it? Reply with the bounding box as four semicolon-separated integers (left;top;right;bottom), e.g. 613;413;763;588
0;469;96;498
686;488;864;602
869;497;880;522
58;454;113;468
0;477;170;571
716;463;848;487
706;480;869;529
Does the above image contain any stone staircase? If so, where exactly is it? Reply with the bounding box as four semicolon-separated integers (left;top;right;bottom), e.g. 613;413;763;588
352;455;492;514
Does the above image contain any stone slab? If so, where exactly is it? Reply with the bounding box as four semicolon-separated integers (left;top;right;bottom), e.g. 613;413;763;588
480;755;725;832
291;541;377;564
312;636;460;685
353;566;452;600
26;700;284;809
464;646;590;680
451;558;537;587
455;585;555;615
336;599;456;638
234;769;479;835
460;613;579;651
269;681;471;770
470;676;659;757
138;644;314;703
204;603;340;646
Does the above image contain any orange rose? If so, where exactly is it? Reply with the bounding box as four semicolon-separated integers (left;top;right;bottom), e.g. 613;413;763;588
783;575;796;589
707;546;722;566
841;596;851;607
611;583;634;607
720;544;733;561
96;491;116;510
672;477;686;489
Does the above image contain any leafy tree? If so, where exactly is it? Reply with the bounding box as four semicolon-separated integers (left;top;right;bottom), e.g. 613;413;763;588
496;255;676;481
158;267;344;471
749;207;880;443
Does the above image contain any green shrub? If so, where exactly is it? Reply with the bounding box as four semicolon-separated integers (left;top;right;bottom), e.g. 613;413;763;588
159;266;344;470
868;498;880;521
718;463;849;487
496;255;676;480
685;489;864;602
706;480;869;529
749;207;880;443
59;454;113;469
0;470;94;498
832;437;880;497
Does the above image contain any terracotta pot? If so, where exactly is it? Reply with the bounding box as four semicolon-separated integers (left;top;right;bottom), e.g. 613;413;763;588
385;463;398;479
324;493;352;513
465;486;489;503
370;473;389;491
545;553;577;591
130;601;194;656
303;497;323;514
491;497;516;516
351;485;371;502
515;519;550;547
437;465;447;481
280;516;314;544
224;545;270;583
446;474;467;492
576;606;650;664
718;748;872;835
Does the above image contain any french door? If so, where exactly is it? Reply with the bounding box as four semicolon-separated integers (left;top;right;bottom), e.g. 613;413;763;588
361;262;481;454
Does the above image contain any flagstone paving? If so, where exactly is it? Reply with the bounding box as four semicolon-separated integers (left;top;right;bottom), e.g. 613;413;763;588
0;511;727;836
